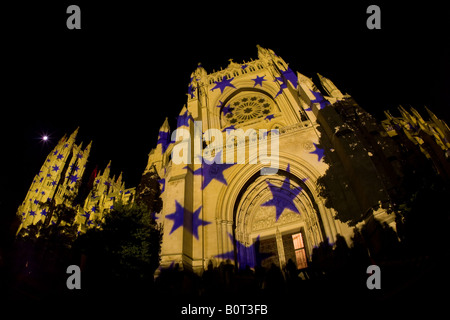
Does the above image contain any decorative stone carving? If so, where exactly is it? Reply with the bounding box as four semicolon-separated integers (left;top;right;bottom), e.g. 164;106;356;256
303;141;314;150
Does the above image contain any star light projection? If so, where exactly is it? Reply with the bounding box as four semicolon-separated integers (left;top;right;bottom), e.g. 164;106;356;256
187;76;196;99
215;233;273;269
274;76;288;98
157;129;172;154
274;67;298;98
158;177;166;193
177;109;193;128
309;143;325;162
185;151;234;190
310;89;331;110
165;200;211;239
251;75;266;87
216;100;234;117
280;67;298;89
221;104;234;116
261;164;307;221
211;76;236;94
68;174;79;184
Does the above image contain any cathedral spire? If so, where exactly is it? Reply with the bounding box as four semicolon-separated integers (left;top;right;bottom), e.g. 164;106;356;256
317;73;344;99
160;117;170;132
105;160;112;172
425;106;450;143
298;72;316;91
69;126;80;140
398;105;416;127
116;171;123;185
176;105;192;129
85;140;93;153
194;62;207;80
410;107;428;131
425;106;439;123
384;110;394;121
257;45;276;60
156;118;171;155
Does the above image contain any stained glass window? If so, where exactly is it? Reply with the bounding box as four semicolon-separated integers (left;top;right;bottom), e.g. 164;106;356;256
223;93;274;126
292;233;307;269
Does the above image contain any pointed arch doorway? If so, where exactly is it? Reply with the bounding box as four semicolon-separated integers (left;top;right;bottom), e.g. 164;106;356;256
228;167;327;270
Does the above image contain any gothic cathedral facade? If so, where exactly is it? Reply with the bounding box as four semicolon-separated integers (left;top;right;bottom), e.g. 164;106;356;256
145;46;377;272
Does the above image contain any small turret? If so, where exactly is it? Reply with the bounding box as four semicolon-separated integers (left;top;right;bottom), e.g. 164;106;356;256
257;44;276;61
298;72;317;92
176;105;192;129
156;117;171;155
193;62;207;81
68;127;80;143
317;73;344;99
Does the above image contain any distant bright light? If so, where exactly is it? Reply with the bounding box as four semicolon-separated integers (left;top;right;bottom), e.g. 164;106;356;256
42;135;49;141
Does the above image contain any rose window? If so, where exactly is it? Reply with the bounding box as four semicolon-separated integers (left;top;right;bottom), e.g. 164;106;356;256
222;93;275;126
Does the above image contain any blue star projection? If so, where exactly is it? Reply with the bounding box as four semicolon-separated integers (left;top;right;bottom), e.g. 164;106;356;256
274;67;298;98
216;100;225;109
158;177;166;193
215;233;273;269
150;211;159;220
274;76;288;98
310;90;331;110
222;125;236;132
261;164;306;221
157;130;172;154
177;109;193;128
211;77;236;94
309;143;325;162
81;211;90;220
68;174;79;184
251;75;266;87
221;104;234;116
187;77;196;99
165;200;211;239
280;67;298;88
185;151;234;190
264;114;275;121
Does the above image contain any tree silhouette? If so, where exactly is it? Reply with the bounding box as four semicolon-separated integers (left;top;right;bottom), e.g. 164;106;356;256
75;201;163;294
135;165;163;213
315;99;388;225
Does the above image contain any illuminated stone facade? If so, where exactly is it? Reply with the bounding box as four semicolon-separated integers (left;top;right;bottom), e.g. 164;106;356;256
146;46;450;273
147;46;360;273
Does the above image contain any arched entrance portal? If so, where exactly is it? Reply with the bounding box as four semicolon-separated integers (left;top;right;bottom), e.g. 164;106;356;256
215;159;329;270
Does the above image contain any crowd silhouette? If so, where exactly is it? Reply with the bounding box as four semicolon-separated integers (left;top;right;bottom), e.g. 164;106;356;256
3;210;448;317
151;221;446;316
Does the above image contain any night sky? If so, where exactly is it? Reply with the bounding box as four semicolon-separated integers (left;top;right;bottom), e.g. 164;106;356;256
2;1;448;220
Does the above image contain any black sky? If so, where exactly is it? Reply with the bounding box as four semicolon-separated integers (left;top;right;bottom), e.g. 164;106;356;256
1;1;449;218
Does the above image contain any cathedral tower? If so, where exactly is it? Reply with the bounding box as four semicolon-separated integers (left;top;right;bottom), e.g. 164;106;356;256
16;127;137;235
17;128;91;233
